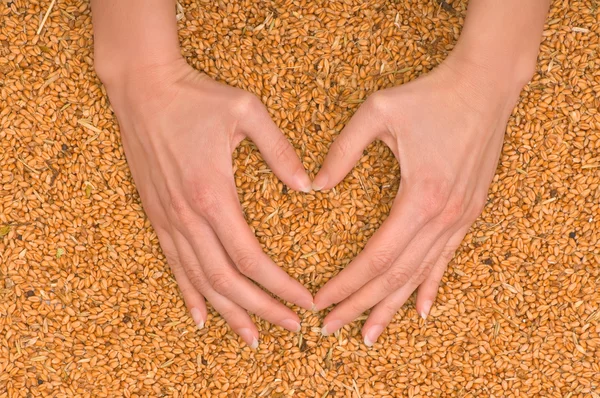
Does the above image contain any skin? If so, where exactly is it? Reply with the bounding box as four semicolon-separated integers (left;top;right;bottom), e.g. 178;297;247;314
91;0;550;348
312;0;551;345
92;0;314;349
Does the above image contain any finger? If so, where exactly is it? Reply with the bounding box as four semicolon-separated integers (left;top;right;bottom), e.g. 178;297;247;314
320;224;443;336
204;286;261;349
164;235;207;329
361;224;470;347
169;228;259;348
413;256;447;321
362;281;418;347
415;224;470;320
154;227;208;330
205;190;314;311
360;232;450;347
240;102;312;193
312;97;387;191
181;218;304;333
313;190;429;311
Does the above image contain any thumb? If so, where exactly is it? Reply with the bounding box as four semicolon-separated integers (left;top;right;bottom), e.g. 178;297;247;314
241;100;312;193
312;96;387;191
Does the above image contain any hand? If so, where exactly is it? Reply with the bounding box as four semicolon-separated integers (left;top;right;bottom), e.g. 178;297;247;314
103;59;313;348
312;56;526;346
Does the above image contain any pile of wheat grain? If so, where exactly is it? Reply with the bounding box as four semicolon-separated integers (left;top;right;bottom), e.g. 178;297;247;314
1;0;599;396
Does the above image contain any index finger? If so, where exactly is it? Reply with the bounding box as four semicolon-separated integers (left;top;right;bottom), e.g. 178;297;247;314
241;100;312;194
205;187;314;311
312;95;387;191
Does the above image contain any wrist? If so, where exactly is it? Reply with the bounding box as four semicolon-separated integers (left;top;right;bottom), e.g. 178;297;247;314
444;0;548;98
94;47;183;88
97;55;192;106
91;0;182;87
447;40;537;96
97;57;199;129
433;49;529;121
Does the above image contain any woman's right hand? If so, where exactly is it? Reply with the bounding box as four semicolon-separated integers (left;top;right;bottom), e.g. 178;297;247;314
101;58;313;348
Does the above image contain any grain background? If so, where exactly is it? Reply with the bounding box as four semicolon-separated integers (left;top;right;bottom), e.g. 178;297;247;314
1;0;599;397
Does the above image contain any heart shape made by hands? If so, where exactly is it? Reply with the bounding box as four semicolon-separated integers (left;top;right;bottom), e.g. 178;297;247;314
233;137;400;296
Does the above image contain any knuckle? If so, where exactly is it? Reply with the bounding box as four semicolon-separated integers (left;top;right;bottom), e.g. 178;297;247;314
187;269;210;293
364;91;388;116
381;299;400;316
166;191;191;223
439;247;456;265
414;261;434;283
384;268;411;292
335;283;357;303
347;298;366;315
272;135;293;163
415;178;450;221
217;307;237;322
441;196;465;225
251;305;273;321
367;247;395;275
178;279;198;298
233;92;262;117
207;271;233;296
235;252;259;276
164;253;182;272
188;182;218;215
270;277;291;298
333;135;352;159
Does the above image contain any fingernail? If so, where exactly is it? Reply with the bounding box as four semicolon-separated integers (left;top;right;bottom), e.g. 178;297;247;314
190;307;204;329
312;172;328;192
281;319;301;333
293;169;312;193
364;325;384;347
239;328;259;349
321;320;343;337
420;300;433;320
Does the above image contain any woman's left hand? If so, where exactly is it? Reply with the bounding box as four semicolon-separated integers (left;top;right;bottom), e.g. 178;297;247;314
312;54;528;346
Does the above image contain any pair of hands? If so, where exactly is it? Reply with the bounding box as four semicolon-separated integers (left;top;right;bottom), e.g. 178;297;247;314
103;55;520;348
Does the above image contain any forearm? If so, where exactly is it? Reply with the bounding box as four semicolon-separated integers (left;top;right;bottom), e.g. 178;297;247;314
91;0;181;85
447;0;550;96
